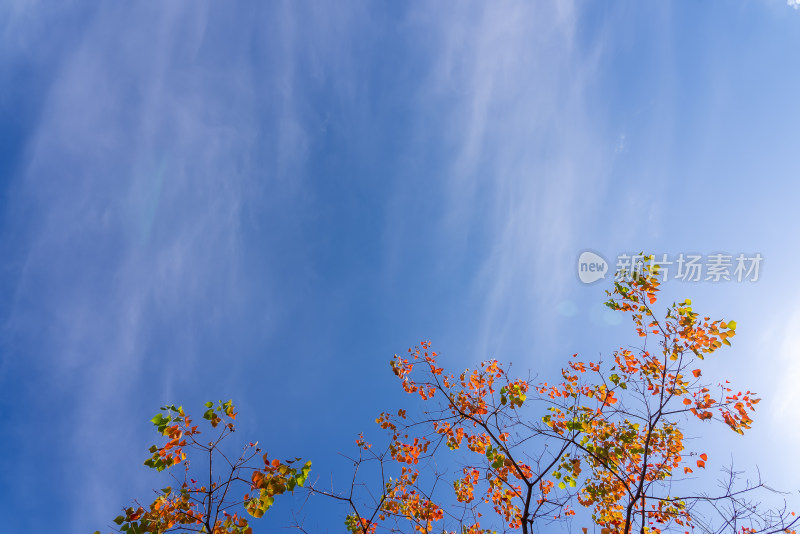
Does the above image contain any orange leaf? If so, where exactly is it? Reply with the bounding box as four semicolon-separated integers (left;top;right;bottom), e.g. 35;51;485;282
700;453;707;461
692;369;702;378
683;398;691;405
697;460;705;468
684;467;693;474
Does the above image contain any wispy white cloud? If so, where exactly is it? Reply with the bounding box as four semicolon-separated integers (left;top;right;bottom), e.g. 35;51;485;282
0;2;321;529
401;2;613;359
2;0;382;526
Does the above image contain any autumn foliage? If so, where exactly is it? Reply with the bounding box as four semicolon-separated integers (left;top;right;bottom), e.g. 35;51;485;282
99;400;310;534
327;259;796;534
103;258;796;534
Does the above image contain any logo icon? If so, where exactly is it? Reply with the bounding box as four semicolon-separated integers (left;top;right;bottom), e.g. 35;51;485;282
578;251;608;284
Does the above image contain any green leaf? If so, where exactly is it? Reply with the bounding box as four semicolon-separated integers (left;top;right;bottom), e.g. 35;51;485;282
205;401;213;408
728;320;737;330
558;481;566;490
114;515;125;525
297;461;311;486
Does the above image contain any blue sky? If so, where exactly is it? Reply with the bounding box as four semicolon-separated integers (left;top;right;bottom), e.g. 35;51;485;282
2;1;800;532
